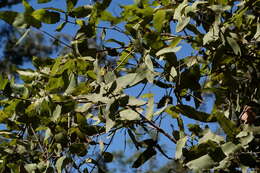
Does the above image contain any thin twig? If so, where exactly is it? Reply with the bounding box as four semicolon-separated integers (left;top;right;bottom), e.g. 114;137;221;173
137;83;147;98
131;107;177;144
30;124;48;158
89;132;116;173
96;26;132;42
112;49;134;72
37;28;73;50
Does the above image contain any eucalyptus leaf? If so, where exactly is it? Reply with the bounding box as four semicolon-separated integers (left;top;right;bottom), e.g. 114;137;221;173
120;109;141;121
156;46;181;56
186;154;215;171
175;136;187;159
32;9;60;24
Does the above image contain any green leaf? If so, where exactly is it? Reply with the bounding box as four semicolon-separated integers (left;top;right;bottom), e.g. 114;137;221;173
98;0;112;11
56;156;70;173
32;9;60;24
22;0;34;13
156;46;181;56
165;106;179;118
199;128;224;144
69;143;87;156
69;5;92;18
120;109;141;121
0;75;9;90
169;66;177;81
215;109;239;138
145;54;154;72
132;147;157;168
236;131;254;146
66;0;78;10
153;10;166;32
170;36;182;47
127;96;146;106
65;73;77;94
24;164;37;172
221;142;241;156
105;116;115;133
0;111;11;123
226;36;241;55
175;136;187;159
56;22;67;32
116;73;145;89
253;19;260;41
173;0;188;20
0;11;19;25
103;152;113;162
146;95;154;120
186;154;215;171
172;105;217;122
176;17;190;32
38;0;52;3
46;75;66;93
51;105;62;122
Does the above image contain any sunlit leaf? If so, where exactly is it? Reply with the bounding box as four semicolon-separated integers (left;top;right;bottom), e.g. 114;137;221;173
156;46;181;56
32;9;60;24
120;109;141;121
145;54;154;72
186;154;215;171
175;136;187;159
153;9;166;32
56;156;70;173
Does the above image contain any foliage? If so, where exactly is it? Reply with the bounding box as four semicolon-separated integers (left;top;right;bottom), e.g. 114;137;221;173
0;0;260;172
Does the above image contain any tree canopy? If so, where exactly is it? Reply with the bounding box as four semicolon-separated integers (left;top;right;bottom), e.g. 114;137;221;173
0;0;259;172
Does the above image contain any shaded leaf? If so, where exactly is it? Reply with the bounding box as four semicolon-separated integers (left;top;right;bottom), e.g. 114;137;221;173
69;5;92;18
103;152;113;162
38;0;52;3
132;147;156;168
0;11;19;25
226;36;241;55
66;0;78;10
172;105;217;122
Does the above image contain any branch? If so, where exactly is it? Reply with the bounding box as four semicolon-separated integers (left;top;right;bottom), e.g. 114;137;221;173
89;132;116;173
36;28;73;50
131;107;177;144
30;124;48;159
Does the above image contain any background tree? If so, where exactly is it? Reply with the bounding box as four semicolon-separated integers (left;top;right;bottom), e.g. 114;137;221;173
0;0;260;172
0;0;69;74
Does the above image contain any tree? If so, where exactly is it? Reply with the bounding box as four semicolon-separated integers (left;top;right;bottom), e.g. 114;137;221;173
0;0;68;74
0;0;260;172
